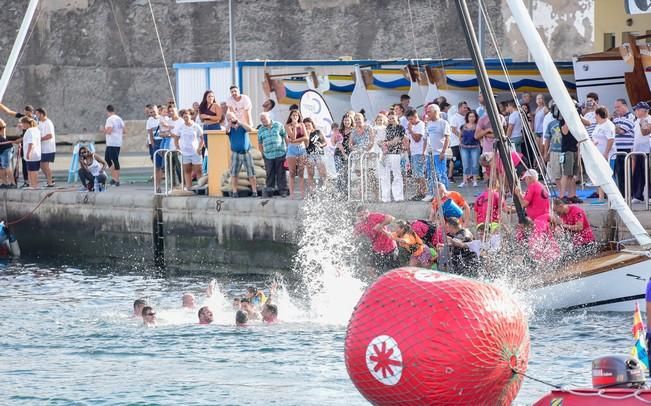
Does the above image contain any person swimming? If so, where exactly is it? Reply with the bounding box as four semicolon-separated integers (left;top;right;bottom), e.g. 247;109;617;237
232;297;241;311
182;293;196;309
141;306;156;327
261;303;278;323
198;306;213;325
235;310;248;326
240;298;261;320
133;299;146;317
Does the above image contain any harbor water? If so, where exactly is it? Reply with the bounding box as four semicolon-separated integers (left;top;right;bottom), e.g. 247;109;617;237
0;260;635;405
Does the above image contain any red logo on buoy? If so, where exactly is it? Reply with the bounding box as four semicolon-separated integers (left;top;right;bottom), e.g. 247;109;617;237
366;335;403;386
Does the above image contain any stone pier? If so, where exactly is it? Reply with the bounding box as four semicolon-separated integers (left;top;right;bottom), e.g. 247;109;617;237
3;185;650;273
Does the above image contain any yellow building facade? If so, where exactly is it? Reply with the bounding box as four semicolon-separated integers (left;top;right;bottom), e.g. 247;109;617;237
595;0;651;51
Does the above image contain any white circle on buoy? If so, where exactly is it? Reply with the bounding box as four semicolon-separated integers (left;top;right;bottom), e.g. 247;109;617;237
366;335;403;386
413;269;453;283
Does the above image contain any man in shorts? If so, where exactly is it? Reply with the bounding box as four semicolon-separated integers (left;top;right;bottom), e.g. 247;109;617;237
543;117;563;188
36;108;56;187
406;109;427;200
225;112;257;198
104;104;126;186
559;120;582;203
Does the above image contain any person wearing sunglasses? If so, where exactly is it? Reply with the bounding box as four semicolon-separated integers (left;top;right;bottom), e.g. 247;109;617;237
141;306;157;327
77;146;108;192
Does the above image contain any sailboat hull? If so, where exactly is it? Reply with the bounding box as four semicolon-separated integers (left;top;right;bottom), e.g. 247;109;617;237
528;253;650;312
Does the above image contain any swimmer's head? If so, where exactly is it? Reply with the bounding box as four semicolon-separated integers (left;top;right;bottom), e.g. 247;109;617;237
262;304;278;323
232;297;241;310
141;306;156;325
182;293;196;309
133;299;146;316
198;306;214;325
236;310;248;326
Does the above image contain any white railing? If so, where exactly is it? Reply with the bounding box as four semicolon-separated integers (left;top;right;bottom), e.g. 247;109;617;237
153;149;184;196
347;150;380;203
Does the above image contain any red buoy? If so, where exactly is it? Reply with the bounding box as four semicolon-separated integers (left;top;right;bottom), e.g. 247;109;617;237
345;267;530;405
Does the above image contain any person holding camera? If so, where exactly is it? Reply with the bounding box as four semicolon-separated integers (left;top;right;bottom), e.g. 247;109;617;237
226;112;257;198
77;146;108;192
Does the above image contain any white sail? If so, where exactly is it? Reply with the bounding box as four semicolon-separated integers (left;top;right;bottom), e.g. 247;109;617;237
506;0;651;248
350;65;376;119
0;0;39;101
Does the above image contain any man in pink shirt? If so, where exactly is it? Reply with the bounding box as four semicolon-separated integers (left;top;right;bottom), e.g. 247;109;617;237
552;199;595;248
354;206;399;270
514;169;549;221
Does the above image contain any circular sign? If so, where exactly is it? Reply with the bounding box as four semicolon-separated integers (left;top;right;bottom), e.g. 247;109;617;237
365;335;403;386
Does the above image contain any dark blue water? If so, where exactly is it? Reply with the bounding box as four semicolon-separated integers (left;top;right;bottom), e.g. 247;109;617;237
0;261;634;405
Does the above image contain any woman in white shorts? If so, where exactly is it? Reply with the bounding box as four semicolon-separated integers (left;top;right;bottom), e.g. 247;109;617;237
174;109;204;190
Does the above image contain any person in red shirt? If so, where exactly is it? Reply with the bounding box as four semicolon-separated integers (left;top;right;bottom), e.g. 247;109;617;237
513;169;550;221
474;182;506;225
354;206;399;270
529;213;561;266
552;199;595;248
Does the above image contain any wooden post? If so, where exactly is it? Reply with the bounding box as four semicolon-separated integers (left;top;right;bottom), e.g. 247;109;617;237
207;129;259;197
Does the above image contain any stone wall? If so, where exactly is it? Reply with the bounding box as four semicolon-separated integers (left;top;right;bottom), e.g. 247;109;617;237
2;188;642;273
0;0;592;134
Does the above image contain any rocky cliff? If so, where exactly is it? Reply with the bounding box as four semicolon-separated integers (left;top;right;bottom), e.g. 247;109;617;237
0;0;591;134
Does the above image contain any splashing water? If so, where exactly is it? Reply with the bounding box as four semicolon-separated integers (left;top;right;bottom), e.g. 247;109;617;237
291;189;366;325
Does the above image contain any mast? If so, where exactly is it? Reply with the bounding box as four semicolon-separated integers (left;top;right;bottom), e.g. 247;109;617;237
505;0;651;248
0;0;39;101
454;0;528;223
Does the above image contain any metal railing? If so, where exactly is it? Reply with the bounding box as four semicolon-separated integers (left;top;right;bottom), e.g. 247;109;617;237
153;149;185;196
347;150;381;202
624;152;649;210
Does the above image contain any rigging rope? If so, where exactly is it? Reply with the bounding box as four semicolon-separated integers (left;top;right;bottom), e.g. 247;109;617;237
477;0;556;206
6;188;78;226
406;0;421;68
12;3;43;83
146;0;176;105
108;0;140;95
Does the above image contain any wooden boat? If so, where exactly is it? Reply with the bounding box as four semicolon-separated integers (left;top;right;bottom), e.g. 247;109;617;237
487;0;651;313
527;250;651;312
425;60;576;107
573;33;651;107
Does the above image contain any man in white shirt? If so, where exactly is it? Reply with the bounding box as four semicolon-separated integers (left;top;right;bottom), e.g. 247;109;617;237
166;107;183;187
226;85;253;126
582;92;599;139
104;104;126;186
631;102;651;202
448;101;468;183
146;105;164;192
406;110;427;200
35;108;56;187
423;104;451;201
505;101;523;153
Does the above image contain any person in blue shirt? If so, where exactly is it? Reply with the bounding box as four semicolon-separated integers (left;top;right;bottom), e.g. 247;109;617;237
225;112;257;198
258;112;288;197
